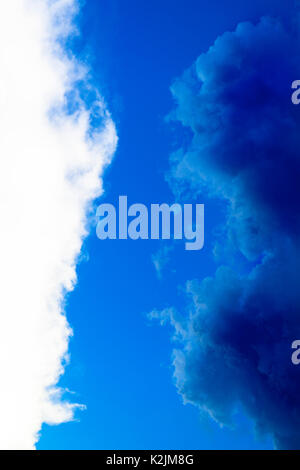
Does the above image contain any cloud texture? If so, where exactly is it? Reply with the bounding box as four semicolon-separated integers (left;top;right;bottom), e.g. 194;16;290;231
157;17;300;449
0;0;117;449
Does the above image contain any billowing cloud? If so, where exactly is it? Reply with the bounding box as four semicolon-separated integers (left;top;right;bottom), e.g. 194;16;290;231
154;16;300;449
0;0;117;449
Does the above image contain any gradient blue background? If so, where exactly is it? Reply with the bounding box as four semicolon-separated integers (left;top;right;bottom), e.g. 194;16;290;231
38;0;293;450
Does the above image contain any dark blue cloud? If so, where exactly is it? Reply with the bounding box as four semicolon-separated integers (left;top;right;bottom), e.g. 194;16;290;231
157;16;300;448
168;17;300;259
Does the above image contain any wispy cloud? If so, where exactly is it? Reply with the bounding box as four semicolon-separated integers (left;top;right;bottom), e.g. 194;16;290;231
0;0;117;449
152;245;174;279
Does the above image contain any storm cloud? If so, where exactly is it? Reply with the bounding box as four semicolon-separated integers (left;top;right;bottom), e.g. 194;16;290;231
155;16;300;449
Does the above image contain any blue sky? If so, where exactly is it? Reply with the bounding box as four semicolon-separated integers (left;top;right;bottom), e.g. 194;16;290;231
33;0;297;450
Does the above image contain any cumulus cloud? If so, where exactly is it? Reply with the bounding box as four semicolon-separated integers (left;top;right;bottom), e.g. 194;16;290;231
154;16;300;449
0;0;117;449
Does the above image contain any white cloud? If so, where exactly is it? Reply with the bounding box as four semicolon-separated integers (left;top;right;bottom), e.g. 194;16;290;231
0;0;117;449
